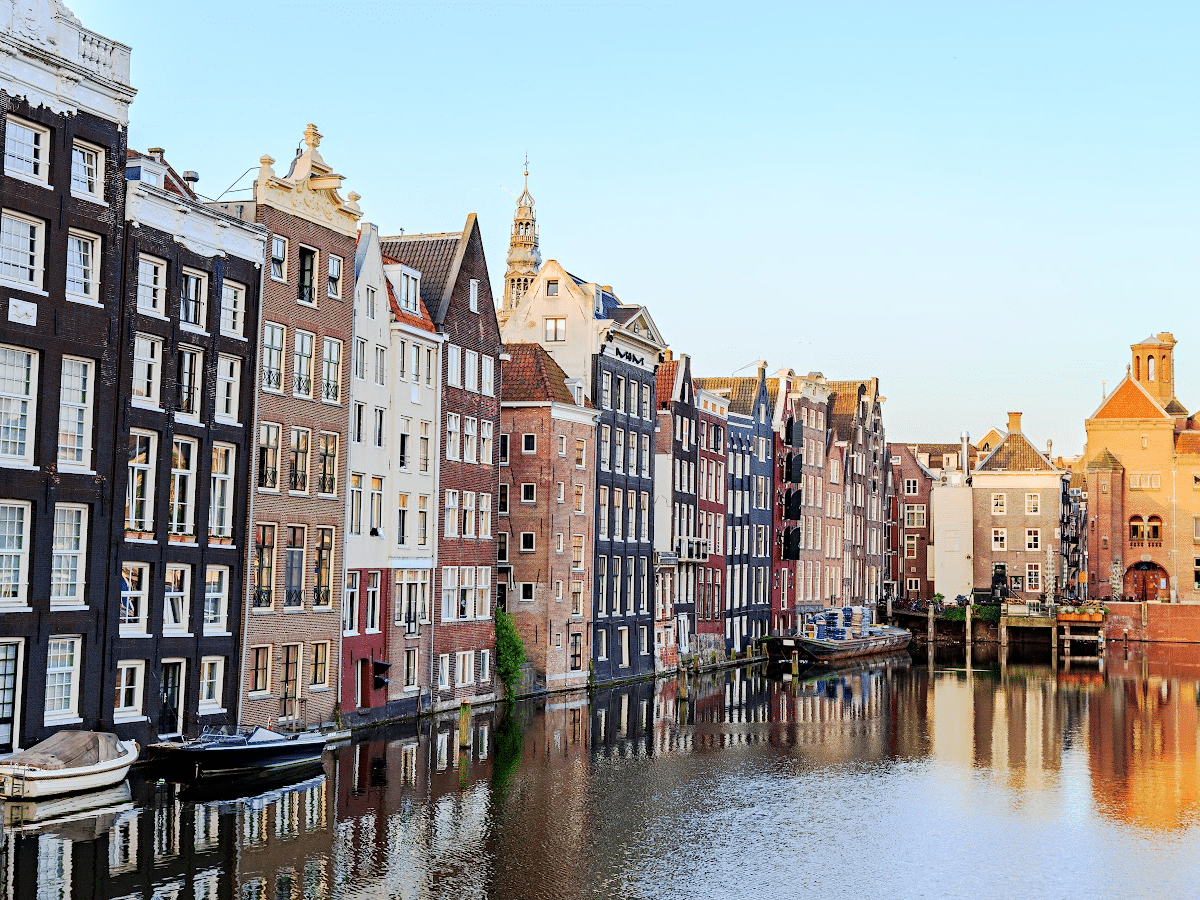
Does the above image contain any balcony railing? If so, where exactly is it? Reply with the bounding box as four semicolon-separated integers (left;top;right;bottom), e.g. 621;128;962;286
284;588;303;607
288;467;307;492
262;368;283;390
177;382;199;415
298;283;315;305
316;473;335;494
294;373;312;395
312;586;331;606
252;588;273;608
258;467;278;489
322;379;340;401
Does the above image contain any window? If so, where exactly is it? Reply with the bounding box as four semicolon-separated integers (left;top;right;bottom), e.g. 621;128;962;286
438;654;450;689
641;434;651;475
480;646;491;681
1025;493;1040;515
447;414;461;460
521;483;536;503
293;330;314;398
520;582;535;602
136;255;165;314
317;432;338;494
520;532;535;552
314;528;334;607
343;571;360;633
1026;563;1042;592
4;116;47;183
70;139;104;200
465;350;478;392
204;566;229;633
210;444;234;537
615;429;624;473
248;646;270;693
253;524;275;608
903;504;926;528
365;572;380;632
164;565;190;634
0;500;31;609
168;439;196;535
220;279;245;337
177;346;202;416
114;661;143;719
457;651;475;686
575;484;585;513
469;278;480;313
375;345;386;386
199;657;224;711
499;433;509;465
258;423;280;490
572;534;584;570
480;420;494;464
445;490;459;537
1026;528;1040;551
373;408;385;448
44;637;81;722
482;356;495;396
904;534;917;558
447;344;462;387
349;474;363;534
270;236;287;280
57;356;93;468
132;334;161;406
991;493;1006;515
125;431;156;531
992;528;1007;551
420;421;432;472
498;483;509;515
904;478;918;495
262;323;285;391
464;417;477;463
370;477;384;534
298;245;317;303
216;355;240;422
600;426;610;469
547;279;559;296
522;433;537;454
480;493;492;539
322;338;342;402
311;642;329;687
327;255;342;298
404;648;419;688
544;317;566;342
418;495;429;546
66;231;99;302
119;563;149;633
0;209;43;289
642;384;651;419
497;532;509;562
180;269;207;329
354;338;366;380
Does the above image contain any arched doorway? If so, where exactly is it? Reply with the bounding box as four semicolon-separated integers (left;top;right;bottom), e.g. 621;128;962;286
1124;562;1169;602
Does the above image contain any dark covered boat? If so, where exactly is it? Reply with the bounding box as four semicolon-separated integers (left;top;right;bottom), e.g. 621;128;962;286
149;727;326;777
764;606;911;664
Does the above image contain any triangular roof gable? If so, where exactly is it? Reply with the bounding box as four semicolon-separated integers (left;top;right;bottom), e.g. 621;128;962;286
1089;374;1171;421
975;430;1059;473
615;307;665;346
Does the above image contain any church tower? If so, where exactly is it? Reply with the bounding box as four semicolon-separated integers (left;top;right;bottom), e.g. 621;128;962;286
1131;332;1185;413
498;164;540;328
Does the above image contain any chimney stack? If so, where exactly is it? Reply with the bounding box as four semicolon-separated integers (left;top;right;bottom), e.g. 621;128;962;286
1007;411;1022;434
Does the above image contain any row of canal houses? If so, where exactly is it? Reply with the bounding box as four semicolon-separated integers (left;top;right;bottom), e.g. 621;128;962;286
0;2;891;755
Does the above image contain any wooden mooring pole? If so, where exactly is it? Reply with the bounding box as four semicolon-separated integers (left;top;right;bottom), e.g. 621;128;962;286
458;700;471;749
965;603;972;646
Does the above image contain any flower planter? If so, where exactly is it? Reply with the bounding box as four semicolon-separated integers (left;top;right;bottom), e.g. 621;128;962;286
167;533;196;544
124;530;153;541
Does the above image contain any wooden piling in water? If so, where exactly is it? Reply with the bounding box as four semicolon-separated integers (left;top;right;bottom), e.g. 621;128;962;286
458;701;471;749
965;603;972;645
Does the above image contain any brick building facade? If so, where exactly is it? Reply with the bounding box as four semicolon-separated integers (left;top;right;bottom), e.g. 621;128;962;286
695;388;727;654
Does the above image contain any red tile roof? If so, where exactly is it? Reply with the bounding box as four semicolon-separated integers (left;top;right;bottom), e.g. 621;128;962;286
1093;378;1169;420
502;343;581;405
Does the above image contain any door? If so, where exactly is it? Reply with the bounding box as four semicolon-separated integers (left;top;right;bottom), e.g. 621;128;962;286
357;659;370;709
991;564;1008;600
0;643;18;753
281;644;300;724
159;661;183;736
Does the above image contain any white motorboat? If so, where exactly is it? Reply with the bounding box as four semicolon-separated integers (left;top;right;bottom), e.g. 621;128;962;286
0;731;139;799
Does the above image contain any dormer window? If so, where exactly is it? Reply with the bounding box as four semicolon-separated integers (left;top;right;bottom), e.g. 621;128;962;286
547;279;559;297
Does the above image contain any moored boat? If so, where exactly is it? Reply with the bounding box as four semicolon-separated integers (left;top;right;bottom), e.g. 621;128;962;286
0;731;139;799
149;726;326;777
764;606;911;664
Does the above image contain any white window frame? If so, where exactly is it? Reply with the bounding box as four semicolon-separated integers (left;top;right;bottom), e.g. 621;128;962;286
216;354;241;423
179;267;208;332
210;443;235;539
71;140;104;202
4;116;49;186
0;209;44;291
482;356;495;396
119;562;150;634
220;279;245;337
327;255;343;298
168;438;197;536
113;660;145;723
66;229;100;304
0;500;31;607
270;235;288;281
992;528;1007;552
50;503;88;608
137;254;165;315
57;355;94;470
204;565;229;634
44;636;82;725
0;346;36;465
262;323;285;393
198;656;225;713
1025;493;1040;515
164;565;191;636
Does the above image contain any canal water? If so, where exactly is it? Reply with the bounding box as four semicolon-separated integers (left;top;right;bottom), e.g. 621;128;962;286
6;644;1200;899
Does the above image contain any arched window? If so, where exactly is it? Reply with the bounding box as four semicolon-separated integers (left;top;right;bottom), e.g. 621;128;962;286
1135;356;1141;380
1148;356;1156;381
1148;515;1162;541
1129;516;1144;541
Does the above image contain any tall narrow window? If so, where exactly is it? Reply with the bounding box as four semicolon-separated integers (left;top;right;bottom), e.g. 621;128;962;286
164;565;190;634
71;141;102;200
137;256;164;313
177;347;202;416
270;236;287;280
210;444;234;538
168;439;196;535
262;323;284;391
132;335;160;407
44;638;81;722
204;566;229;633
66;231;98;301
180;270;206;329
284;526;305;607
220;280;245;337
322;339;342;402
50;504;86;607
313;528;334;607
0;501;30;606
298;246;316;304
216;355;240;422
327;255;342;298
254;524;275;608
258;423;280;490
0;210;43;289
317;433;338;495
126;431;155;531
293;331;314;398
370;477;384;533
57;357;92;468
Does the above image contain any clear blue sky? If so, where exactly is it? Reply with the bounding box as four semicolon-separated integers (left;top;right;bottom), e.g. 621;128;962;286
75;0;1200;456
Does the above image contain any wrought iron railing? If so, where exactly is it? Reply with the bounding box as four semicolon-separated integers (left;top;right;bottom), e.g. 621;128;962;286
323;379;340;401
252;588;273;608
258;467;278;489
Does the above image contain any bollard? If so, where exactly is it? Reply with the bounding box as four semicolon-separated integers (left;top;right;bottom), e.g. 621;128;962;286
927;603;935;644
458;700;471;749
791;651;799;677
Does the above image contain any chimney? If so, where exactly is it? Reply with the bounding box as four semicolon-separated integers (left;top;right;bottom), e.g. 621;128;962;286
961;432;970;474
147;147;164;162
756;359;767;378
1007;411;1022;434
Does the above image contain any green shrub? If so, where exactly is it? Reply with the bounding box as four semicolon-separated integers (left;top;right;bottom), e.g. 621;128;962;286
495;608;526;700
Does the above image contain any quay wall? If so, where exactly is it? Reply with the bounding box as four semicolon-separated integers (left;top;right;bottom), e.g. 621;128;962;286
1105;602;1200;644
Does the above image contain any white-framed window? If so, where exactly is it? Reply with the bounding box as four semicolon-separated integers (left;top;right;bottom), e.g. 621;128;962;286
180;268;207;330
119;562;150;633
57;356;93;469
456;650;475;685
220;279;245;337
438;654;450;689
904;478;918;495
317;433;338;496
132;334;161;407
293;330;314;398
50;503;87;607
499;433;509;465
482;356;495;396
373;407;386;448
322;338;342;403
168;438;197;535
0;501;31;606
137;255;165;314
464;350;478;392
216;355;240;422
366;285;377;319
258;422;281;490
469;278;480;313
4;116;48;184
600;426;610;470
66;230;100;302
463;491;477;538
418;495;429;546
478;493;492;539
544;317;566;342
44;637;82;723
327;255;343;298
354;338;366;380
114;660;144;721
404;648;419;689
447;344;462;388
1026;528;1040;551
464;417;477;463
906;576;921;594
210;444;235;538
71;140;104;201
396;492;409;546
198;657;224;711
370;476;384;533
1025;493;1040;515
262;323;285;392
522;433;537;454
125;430;156;532
0;209;44;290
349;474;363;534
992;528;1007;551
176;346;202;417
204;565;229;633
164;565;190;635
991;493;1006;515
520;532;535;552
903;504;926;528
446;414;461;460
343;571;360;634
365;571;381;632
270;235;287;280
521;482;536;504
598;486;609;538
575;484;585;514
1026;563;1042;592
375;345;386;386
0;347;36;466
445;490;459;537
480;420;493;464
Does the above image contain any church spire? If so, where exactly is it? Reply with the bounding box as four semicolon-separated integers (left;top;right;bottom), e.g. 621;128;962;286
498;158;541;328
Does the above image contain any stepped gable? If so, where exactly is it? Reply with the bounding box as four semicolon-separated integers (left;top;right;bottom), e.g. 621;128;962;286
502;343;582;405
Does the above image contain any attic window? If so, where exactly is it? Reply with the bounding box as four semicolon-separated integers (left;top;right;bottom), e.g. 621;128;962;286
547;280;559;297
469;279;479;313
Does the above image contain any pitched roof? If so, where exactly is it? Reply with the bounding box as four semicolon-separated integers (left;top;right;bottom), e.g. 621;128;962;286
693;377;762;416
976;431;1058;473
656;360;679;406
502;343;578;405
380;230;463;323
1085;448;1123;471
380;263;437;333
126;148;196;199
1091;376;1170;420
827;380;869;438
1176;433;1200;455
1165;398;1189;416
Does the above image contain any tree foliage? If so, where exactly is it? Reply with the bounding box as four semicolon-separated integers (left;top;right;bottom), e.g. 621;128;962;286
494;607;526;700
